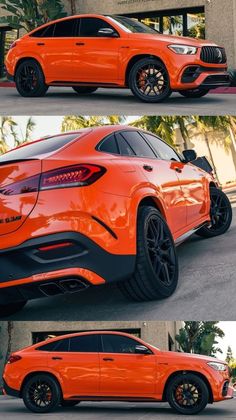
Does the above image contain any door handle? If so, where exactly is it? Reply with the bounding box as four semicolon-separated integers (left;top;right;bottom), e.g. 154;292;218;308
76;42;85;46
52;356;63;360
103;358;114;362
143;165;153;172
37;42;45;46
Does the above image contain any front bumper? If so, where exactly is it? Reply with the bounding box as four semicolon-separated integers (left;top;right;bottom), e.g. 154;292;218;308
0;231;135;305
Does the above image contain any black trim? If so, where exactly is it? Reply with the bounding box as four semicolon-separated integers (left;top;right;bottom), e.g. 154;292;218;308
3;380;20;398
91;216;118;239
6;71;14;82
181;66;228;83
68;396;157;401
0;231;135;305
50;81;120;87
199;73;231;89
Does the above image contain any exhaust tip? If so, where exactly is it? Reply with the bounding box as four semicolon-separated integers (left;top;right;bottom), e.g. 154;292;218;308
39;278;89;297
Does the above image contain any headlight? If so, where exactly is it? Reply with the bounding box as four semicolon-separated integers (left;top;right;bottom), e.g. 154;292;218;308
207;362;227;371
168;44;198;55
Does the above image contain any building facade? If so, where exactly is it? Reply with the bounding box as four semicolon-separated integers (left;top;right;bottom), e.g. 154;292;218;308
0;321;182;384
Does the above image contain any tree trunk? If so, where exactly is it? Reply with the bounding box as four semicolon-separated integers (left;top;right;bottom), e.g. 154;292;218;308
5;321;13;365
70;0;76;14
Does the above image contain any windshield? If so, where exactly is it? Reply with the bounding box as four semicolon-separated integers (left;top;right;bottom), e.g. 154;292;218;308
109;15;159;34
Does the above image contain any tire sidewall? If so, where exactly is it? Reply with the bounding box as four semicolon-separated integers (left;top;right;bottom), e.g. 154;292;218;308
22;374;61;413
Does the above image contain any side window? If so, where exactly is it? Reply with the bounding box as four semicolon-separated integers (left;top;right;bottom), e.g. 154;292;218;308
36;341;57;351
69;334;100;352
99;134;119;154
144;133;180;161
30;23;55;38
36;338;69;351
121;131;156;158
53;19;76;37
102;334;140;353
79;17;117;37
116;133;135;156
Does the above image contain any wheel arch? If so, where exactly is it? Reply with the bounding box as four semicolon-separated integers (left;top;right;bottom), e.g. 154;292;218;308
14;56;45;76
137;195;167;220
125;54;166;86
20;370;63;398
162;370;213;404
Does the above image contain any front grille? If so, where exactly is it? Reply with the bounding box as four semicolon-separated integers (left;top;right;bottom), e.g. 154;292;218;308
200;46;227;64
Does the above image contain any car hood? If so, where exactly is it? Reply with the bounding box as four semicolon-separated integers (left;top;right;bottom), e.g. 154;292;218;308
129;32;219;47
159;350;226;365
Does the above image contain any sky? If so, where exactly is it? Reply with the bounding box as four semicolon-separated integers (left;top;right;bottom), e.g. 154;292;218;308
217;322;236;360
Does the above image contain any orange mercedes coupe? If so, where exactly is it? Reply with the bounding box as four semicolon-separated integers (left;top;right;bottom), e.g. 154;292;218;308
5;14;230;102
0;126;232;316
3;331;233;414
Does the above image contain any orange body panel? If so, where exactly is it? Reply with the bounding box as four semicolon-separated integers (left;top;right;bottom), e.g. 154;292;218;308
3;331;233;404
5;14;228;92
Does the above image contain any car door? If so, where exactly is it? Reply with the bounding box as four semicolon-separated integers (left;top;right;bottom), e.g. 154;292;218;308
99;334;157;396
72;17;120;82
47;335;100;396
29;18;76;80
115;131;187;236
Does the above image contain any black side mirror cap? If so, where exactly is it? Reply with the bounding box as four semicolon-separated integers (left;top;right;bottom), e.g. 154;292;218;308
182;149;197;163
135;345;152;355
98;28;119;38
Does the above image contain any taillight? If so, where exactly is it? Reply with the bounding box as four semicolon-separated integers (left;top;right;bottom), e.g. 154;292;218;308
40;164;106;191
7;354;22;364
0;164;105;195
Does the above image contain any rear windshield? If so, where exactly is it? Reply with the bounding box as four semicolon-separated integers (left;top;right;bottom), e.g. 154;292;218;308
0;133;81;162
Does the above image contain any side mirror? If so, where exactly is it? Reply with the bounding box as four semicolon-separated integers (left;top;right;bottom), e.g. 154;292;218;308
182;149;197;163
135;345;151;355
98;27;119;38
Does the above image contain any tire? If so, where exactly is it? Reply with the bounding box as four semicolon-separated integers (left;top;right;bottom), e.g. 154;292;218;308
72;86;98;94
0;301;27;317
166;373;209;415
15;59;48;97
178;88;210;98
22;374;61;413
118;206;178;301
128;58;172;103
61;400;80;407
196;187;232;238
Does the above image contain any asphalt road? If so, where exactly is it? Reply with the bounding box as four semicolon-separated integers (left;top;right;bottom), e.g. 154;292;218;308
0;87;236;115
0;396;235;419
6;194;236;322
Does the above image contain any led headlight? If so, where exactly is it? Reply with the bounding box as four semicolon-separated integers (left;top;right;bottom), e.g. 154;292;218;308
207;362;227;371
168;44;198;55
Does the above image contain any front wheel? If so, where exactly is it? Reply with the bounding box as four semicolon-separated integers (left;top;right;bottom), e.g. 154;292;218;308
0;301;27;317
129;58;172;103
196;187;232;237
166;373;209;415
15;59;48;97
178;88;210;98
72;86;98;95
22;374;61;413
118;206;178;301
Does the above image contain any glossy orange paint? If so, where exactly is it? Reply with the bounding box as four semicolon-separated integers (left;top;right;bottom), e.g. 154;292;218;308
0;125;213;293
5;14;229;92
3;331;233;404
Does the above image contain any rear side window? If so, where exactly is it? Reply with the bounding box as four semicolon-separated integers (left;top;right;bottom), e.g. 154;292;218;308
36;338;69;352
0;133;81;162
99;134;119;154
69;334;100;352
53;19;76;37
116;133;135;156
144;133;180;161
36;341;58;351
121;131;156;158
30;23;55;38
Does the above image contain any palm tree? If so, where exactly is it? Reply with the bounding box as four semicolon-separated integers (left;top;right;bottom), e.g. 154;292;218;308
0;116;36;154
61;115;125;132
0;116;16;154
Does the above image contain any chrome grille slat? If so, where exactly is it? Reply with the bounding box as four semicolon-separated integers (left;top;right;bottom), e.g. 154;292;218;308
200;46;227;64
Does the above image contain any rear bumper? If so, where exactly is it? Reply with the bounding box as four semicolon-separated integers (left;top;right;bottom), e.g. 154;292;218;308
0;231;135;305
2;379;20;398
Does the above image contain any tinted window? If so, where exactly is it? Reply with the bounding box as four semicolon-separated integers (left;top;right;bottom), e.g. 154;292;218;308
79;17;117;37
122;131;156;158
109;16;158;34
69;335;100;352
99;134;119;154
31;23;55;38
36;341;58;351
54;19;76;37
0;133;81;162
116;133;135;156
144;133;180;161
102;334;140;353
36;338;69;352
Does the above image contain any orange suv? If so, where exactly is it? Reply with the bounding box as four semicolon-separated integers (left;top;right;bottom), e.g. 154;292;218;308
0;126;232;316
5;14;230;102
3;331;233;414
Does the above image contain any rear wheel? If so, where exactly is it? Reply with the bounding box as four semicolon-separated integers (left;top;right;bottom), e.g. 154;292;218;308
167;373;209;415
129;58;172;103
196;187;232;237
0;301;27;317
15;59;48;97
72;86;98;94
118;206;178;301
22;374;61;413
178;88;210;98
